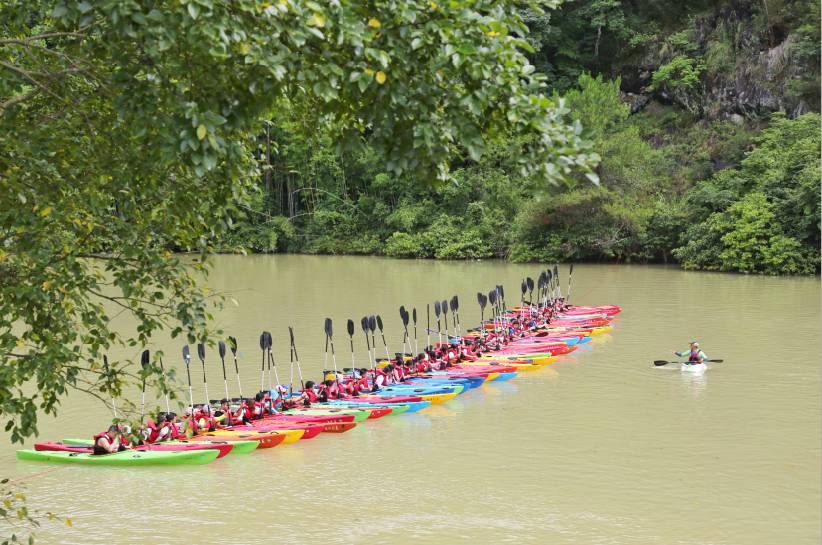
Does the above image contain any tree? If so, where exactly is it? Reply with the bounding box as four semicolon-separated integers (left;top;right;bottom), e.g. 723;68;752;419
0;0;598;441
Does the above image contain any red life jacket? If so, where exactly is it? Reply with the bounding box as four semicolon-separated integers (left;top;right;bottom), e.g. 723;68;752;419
305;389;318;403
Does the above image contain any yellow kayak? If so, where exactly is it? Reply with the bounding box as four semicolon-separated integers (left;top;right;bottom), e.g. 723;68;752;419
478;354;558;365
419;392;458;405
207;428;305;444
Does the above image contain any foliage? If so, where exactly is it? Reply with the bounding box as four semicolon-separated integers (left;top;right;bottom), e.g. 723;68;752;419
1;478;70;545
1;0;600;445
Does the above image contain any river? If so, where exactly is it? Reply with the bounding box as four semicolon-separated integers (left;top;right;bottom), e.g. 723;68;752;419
1;255;819;545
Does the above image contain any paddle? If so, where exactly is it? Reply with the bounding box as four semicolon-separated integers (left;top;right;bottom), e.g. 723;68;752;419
227;336;243;400
654;359;724;367
157;354;171;413
449;296;457;335
288;326;304;391
526;277;535;317
477;292;487;339
376;315;390;360
434;300;442;345
552;264;560;301
102;355;117;418
325;317;338;375
426;304;431;348
488;289;498;334
140;349;150;423
368;315;377;361
520;280;527;306
347;319;357;377
412;307;419;354
361;316;373;372
441;299;449;338
567;263;574;304
399;306;409;354
266;331;280;392
196;342;209;405
218;340;230;402
498;285;505;312
453;296;461;335
259;332;267;392
182;345;194;409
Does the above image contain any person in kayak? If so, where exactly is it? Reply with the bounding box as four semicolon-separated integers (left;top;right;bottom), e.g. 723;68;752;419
675;341;708;364
93;424;127;455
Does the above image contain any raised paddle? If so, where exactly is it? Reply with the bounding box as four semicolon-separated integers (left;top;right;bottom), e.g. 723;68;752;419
258;332;267;392
398;306;408;354
227;336;243;399
196;342;209;404
426;304;431;348
488;289;498;334
412;307;419;354
265;331;280;391
376;315;390;360
452;296;461;335
567;263;574;304
520;280;527;305
368;315;377;359
441;299;449;338
361;316;373;369
182;345;194;409
654;359;724;367
218;340;230;402
477;292;487;339
434;300;442;345
347;319;357;376
288;326;304;390
140;349;150;423
325;318;338;375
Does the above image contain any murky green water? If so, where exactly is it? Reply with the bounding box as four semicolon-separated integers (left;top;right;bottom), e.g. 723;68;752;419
2;256;819;544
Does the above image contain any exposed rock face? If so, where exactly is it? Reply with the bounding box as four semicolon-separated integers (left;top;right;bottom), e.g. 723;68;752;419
622;2;818;120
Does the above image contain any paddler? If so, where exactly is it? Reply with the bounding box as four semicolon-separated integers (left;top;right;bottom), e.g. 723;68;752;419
675;341;708;364
93;424;127;455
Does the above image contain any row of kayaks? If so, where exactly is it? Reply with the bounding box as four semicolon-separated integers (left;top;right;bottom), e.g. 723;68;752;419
17;302;621;466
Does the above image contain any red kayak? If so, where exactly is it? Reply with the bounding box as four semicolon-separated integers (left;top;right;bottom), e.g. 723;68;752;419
34;441;234;458
236;422;325;439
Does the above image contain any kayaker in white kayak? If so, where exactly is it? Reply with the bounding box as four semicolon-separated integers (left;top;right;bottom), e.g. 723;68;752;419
675;342;707;365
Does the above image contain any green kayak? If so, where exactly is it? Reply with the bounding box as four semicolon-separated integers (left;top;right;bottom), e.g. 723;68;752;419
17;448;219;466
61;438;259;455
318;403;411;416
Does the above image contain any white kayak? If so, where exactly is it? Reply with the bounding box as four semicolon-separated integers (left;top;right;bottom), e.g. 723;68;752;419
681;362;706;374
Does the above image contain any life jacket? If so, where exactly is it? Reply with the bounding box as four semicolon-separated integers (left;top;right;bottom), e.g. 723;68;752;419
689;350;702;362
92;432;117;455
305;388;319;403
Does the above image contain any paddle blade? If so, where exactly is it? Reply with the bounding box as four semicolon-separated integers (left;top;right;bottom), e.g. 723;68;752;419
103;354;110;371
521;280;527;294
569;263;574;275
376;315;384;332
434;300;441;316
412;308;417;324
526;277;534;292
498;285;504;299
400;307;409;326
265;331;273;350
197;342;205;362
218;340;226;359
368;315;376;332
259;333;266;350
182;345;191;365
360;316;369;333
653;360;671;366
227;336;238;355
288;327;295;345
347;319;355;337
324;318;333;339
488;290;496;305
140;350;150;371
441;300;447;315
453;296;459;311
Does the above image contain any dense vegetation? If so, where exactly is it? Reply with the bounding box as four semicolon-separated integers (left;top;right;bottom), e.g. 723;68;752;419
225;0;821;274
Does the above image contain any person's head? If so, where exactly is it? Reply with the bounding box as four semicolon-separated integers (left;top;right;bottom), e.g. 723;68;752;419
324;379;333;387
255;392;263;402
305;380;315;390
360;369;368;376
106;424;119;438
156;413;166;424
690;341;699;349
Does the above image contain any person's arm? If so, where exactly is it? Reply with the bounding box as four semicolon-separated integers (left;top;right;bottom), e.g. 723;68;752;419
674;350;688;357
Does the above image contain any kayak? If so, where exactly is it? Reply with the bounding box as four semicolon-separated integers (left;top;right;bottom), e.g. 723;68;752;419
17;448;219;466
60;438;258;455
324;399;431;413
36;441;234;458
191;430;288;448
681;362;707;374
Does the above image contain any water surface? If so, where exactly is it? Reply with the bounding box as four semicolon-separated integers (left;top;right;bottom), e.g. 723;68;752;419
1;256;818;545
